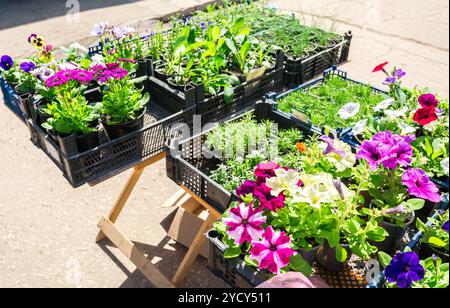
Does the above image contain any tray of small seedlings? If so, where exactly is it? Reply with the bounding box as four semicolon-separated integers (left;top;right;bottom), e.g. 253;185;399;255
166;99;448;288
271;65;450;192
0;76;23;120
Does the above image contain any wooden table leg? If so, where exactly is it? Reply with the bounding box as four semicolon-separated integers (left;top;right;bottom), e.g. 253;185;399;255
172;213;217;286
95;166;145;242
98;216;175;288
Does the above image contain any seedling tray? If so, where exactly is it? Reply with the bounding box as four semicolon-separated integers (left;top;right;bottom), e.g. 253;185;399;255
165;101;323;214
269;66;387;138
150;52;285;123
28;98;196;188
283;31;353;88
0;77;24;122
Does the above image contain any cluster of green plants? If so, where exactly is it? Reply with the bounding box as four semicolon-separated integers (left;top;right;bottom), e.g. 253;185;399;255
277;75;387;129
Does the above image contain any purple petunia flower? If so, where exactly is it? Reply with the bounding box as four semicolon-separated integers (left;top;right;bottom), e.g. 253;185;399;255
253;183;286;212
394;69;406;79
402;168;441;203
222;202;267;246
385;252;425;288
0;55;14;71
380;142;414;169
320;136;345;157
236;180;258;197
20;61;36;73
356;141;382;171
384;77;397;85
418;94;439;109
443;221;449;233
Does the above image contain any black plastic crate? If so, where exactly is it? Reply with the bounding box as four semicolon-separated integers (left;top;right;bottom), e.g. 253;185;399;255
0;77;24;121
207;230;369;289
283;32;353;88
165;101;322;214
151;52;284;124
29;99;196;188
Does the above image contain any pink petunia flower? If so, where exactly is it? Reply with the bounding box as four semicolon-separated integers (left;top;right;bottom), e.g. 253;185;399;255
402;168;441;203
253;183;286;212
255;162;280;183
356;141;382;171
380;142;414;170
223;202;267;246
250;226;296;274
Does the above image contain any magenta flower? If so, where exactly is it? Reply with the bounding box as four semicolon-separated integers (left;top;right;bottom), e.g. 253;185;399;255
223;202;267;246
236;180;258;197
46;74;69;88
380;142;414;169
356;141;382;170
118;58;137;64
111;67;128;79
253;183;286;212
73;69;94;83
250;226;295;274
58;69;75;79
320;136;345;157
418;94;439;109
106;63;119;70
255;162;280;183
402;168;441;203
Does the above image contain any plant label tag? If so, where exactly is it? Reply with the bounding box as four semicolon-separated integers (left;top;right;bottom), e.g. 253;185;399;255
246;67;266;82
292;109;312;124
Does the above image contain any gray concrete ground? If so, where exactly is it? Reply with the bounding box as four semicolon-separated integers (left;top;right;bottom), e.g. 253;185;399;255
0;0;448;288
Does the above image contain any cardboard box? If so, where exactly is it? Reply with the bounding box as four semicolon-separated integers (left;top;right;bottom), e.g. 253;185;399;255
168;198;209;259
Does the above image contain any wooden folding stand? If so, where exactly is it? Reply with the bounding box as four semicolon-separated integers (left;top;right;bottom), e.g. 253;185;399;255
95;153;222;287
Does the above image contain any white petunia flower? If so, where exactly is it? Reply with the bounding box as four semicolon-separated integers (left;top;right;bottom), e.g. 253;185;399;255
398;122;416;135
69;42;88;53
441;158;449;175
265;168;300;197
352;119;368;135
374;98;395;112
338;102;360;120
90;54;104;66
385;107;408;121
423;120;439;133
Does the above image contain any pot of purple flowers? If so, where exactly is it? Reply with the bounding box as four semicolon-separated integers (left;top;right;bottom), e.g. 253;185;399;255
383;251;426;288
416;210;449;263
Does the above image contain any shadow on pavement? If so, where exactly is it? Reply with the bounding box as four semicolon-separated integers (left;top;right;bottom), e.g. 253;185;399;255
0;0;146;30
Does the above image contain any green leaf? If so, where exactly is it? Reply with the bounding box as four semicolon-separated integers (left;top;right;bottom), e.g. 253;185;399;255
405;198;425;211
416;218;428;233
214;221;227;234
429;237;446;248
224;86;234;104
224;247;242;259
244;255;258;267
378;252;393;269
290;254;313;277
233;17;245;34
425;137;433;156
336;244;348;263
328;230;340;247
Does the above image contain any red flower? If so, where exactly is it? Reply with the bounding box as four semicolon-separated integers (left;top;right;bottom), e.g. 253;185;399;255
418;94;439;109
413;108;438;126
373;62;389;73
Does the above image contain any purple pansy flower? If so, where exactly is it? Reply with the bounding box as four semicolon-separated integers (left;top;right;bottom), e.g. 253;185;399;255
385;252;425;288
320;136;345;157
402;168;441;203
20;61;37;73
0;55;14;71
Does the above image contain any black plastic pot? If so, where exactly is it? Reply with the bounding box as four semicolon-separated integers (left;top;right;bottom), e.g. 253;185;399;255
167;78;190;92
102;107;146;140
136;59;148;78
374;213;415;255
416;201;438;222
35;99;51;126
419;242;449;263
316;240;352;272
58;130;100;155
154;63;170;82
15;90;36;120
84;87;103;103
